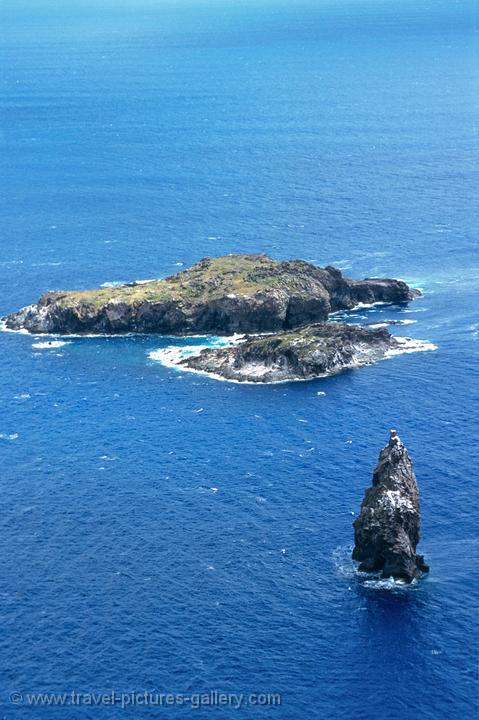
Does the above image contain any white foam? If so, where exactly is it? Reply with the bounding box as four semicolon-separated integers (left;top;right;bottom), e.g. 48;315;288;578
149;335;244;370
0;320;31;335
150;335;438;385
369;319;417;329
149;346;273;384
149;345;209;368
31;340;71;349
351;300;390;310
334;547;419;590
362;577;416;590
0;433;19;441
385;336;438;357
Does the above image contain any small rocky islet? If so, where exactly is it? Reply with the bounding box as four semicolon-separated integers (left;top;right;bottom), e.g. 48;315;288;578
353;430;429;583
180;322;402;383
3;253;424;383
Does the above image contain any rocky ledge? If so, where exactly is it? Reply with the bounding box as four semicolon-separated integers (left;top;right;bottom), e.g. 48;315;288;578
2;254;419;335
178;322;400;383
352;430;429;583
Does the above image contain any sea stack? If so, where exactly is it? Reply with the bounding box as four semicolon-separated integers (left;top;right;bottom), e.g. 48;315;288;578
352;430;429;583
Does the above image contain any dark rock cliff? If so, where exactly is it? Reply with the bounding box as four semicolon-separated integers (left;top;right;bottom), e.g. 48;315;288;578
2;254;419;335
352;430;429;583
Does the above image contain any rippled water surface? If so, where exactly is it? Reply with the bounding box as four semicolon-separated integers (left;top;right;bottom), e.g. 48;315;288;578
0;1;478;718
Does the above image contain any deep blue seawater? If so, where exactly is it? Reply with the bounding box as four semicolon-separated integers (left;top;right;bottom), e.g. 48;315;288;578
1;1;478;718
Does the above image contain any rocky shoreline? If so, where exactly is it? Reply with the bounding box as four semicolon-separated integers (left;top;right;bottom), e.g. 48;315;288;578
2;254;419;336
176;322;401;383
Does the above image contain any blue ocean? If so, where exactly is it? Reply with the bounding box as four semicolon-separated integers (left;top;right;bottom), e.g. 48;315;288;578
1;1;478;718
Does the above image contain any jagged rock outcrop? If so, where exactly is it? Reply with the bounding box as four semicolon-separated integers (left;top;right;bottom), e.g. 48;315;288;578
178;322;399;383
2;254;419;336
352;430;429;583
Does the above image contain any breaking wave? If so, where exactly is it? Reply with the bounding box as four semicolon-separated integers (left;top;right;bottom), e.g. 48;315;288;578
31;340;71;349
148;335;243;371
385;337;438;357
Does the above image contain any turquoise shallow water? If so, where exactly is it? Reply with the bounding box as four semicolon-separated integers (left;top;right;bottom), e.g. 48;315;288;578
0;2;478;718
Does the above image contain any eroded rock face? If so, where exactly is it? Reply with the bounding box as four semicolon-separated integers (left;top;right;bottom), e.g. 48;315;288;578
179;322;398;383
352;430;429;583
2;254;419;335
